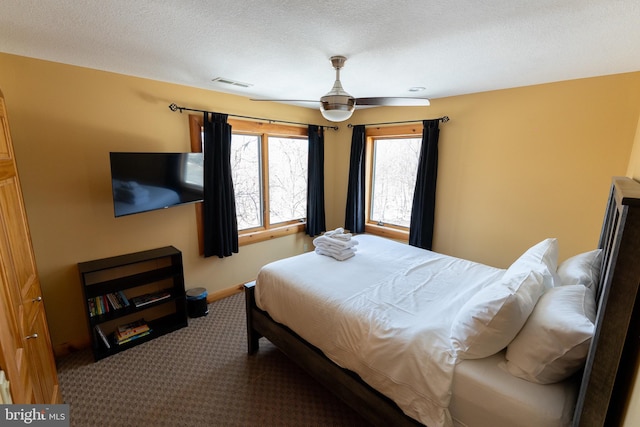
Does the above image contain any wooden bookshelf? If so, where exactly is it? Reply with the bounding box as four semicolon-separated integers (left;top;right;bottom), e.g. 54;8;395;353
78;246;188;360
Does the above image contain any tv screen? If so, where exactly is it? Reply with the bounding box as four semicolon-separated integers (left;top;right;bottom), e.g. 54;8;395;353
110;152;204;217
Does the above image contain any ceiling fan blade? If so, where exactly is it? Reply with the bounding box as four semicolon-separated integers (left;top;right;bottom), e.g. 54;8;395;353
355;97;431;107
250;98;319;103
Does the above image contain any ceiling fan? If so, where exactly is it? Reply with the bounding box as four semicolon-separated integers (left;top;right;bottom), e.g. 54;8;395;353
251;55;430;122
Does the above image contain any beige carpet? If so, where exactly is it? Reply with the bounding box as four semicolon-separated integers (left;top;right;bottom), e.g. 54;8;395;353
56;292;371;426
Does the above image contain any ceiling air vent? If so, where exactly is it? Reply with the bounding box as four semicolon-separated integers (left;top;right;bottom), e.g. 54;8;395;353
211;77;253;88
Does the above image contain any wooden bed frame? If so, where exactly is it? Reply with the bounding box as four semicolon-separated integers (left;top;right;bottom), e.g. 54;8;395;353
245;176;640;427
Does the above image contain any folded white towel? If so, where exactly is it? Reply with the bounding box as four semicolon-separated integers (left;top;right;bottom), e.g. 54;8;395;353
328;233;353;242
323;227;351;241
323;227;353;241
312;228;359;260
315;244;356;256
324;227;345;235
313;235;358;249
315;247;355;261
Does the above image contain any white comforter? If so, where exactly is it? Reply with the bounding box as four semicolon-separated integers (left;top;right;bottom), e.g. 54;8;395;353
255;234;505;427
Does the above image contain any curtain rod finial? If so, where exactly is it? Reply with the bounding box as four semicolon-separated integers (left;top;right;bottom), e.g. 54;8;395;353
169;103;180;112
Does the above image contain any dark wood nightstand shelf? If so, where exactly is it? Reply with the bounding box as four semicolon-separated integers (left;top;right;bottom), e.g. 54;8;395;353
78;246;187;361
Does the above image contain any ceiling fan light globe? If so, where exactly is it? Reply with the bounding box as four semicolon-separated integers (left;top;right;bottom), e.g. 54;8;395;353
320;95;355;122
321;108;354;122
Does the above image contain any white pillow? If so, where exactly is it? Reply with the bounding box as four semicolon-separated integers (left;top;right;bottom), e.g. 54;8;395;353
557;249;603;291
503;238;560;289
451;270;545;360
505;285;596;384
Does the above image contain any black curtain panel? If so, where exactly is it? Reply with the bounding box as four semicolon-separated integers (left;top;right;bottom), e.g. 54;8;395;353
306;125;326;237
344;125;366;233
203;112;239;258
409;119;440;250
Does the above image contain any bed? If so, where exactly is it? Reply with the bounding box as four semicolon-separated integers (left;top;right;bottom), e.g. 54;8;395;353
245;176;640;427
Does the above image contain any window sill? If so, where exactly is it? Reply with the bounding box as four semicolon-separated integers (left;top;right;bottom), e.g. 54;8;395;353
239;222;306;246
194;204;306;254
364;223;409;242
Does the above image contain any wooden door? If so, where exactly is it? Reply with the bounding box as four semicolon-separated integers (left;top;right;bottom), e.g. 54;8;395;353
0;89;60;404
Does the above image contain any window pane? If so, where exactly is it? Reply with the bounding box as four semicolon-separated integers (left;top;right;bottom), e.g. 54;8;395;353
370;138;421;227
231;134;262;230
268;137;308;224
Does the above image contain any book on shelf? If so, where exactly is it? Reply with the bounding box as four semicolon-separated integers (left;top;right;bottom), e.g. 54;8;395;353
106;293;120;310
116;330;151;345
131;290;172;308
89;296;105;316
114;318;151;344
87;298;96;317
116;318;149;337
88;292;133;317
95;324;111;349
116;290;130;307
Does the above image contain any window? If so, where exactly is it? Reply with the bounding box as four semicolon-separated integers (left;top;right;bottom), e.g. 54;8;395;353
365;124;423;240
230;133;262;230
230;132;308;230
267;136;308;224
189;115;308;247
370;138;421;227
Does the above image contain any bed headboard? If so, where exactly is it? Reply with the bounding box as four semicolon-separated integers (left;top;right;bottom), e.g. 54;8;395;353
573;176;640;427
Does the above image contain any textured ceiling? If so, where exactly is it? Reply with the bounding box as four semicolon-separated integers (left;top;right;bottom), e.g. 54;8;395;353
1;0;639;108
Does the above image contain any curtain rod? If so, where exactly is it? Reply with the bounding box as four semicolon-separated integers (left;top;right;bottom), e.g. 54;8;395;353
347;116;450;128
168;103;339;130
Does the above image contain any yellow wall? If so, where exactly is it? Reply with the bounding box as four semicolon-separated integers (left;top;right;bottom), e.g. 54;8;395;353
1;55;640;424
626;109;640;179
351;73;640;266
0;53;321;352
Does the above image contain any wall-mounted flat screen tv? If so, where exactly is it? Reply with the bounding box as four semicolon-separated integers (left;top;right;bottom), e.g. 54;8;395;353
110;152;204;217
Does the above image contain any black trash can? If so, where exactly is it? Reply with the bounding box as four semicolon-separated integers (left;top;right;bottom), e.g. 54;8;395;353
186;287;209;318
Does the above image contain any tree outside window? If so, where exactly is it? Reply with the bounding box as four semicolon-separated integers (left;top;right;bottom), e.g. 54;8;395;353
365;124;423;241
268;137;308;224
189;115;308;248
370;138;421;227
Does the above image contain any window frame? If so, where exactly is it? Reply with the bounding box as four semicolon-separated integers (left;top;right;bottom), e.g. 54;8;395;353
364;124;423;242
189;115;307;251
